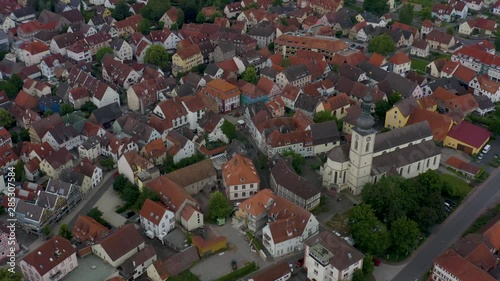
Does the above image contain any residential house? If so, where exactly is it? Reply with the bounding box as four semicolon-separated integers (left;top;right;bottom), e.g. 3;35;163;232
411;40;430;58
42;125;83;151
384;97;418;129
39;54;66;79
304;231;364;281
39;147;74;179
444;121;491;155
111;38;133;61
88;102;122;128
274;34;348;60
493;1;500;15
271;158;321;210
118;151;157;187
19;237;77;281
92;224;146;268
72;215;109;244
119;245;157;280
0;145;18;173
224;2;242;18
67;67;120;108
256;77;282;100
172;44;204;76
140;139;167;166
146;247;200;281
102;57;141;89
421;19;433;37
475;95;495;116
247;23;275;49
113;14;142;37
146;176;204;231
234;189;319;258
426;30;456;52
0;14;15;33
149;29;181;52
197;110;228;143
127;78;169;114
159;7;178;29
165;159;217;195
248;262;292;281
389;52;411;75
0;127;12;148
18;41;50;66
139;199;175;240
202;79;241;113
315;93;351;119
276;64;311;89
10;7;36;23
459;18;497;36
311;120;340;155
222;154;260;201
68;87;90;110
73;158;103;190
213;43;236;63
470;75;500;103
165;130;196;164
445;156;481;179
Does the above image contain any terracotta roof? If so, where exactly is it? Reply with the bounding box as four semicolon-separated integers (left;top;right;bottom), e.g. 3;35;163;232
426;30;454;45
97;224;144;262
122;151;153;171
43;147;73;169
483;220;500;250
433;87;457;101
251;262;291;281
391;21;418;36
73;215;109;243
165;159;216;189
21;237;76;276
141;139;166;159
467;18;497;31
164;7;178;22
389;52;410;65
422;19;433;27
477;75;500;95
434;249;495;281
446;156;481;175
14;90;39;110
139;199;169;226
175;44;202;60
222;154;260;186
146;176;199;214
417;94;437;109
204;79;240;100
368;53;387;67
20;41;49;55
180;204;198;221
275;34;348;55
256;76;278;94
452;65;476;83
407;107;453;141
446;94;478;114
447;121;491;149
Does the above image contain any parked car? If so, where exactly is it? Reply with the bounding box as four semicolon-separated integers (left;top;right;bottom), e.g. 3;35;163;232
478;153;484;160
125;211;135;218
231;259;237;270
296;258;304;267
373;258;381;266
445;199;456;208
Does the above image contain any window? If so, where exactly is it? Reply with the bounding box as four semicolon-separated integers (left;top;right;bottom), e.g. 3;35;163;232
354;139;358;150
234;193;238;198
242;184;246;189
234;186;238;190
433;156;437;165
314;270;318;275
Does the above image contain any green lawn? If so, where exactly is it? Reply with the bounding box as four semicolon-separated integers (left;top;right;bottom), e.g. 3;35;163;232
440;174;472;198
408;0;433;7
411;59;429;73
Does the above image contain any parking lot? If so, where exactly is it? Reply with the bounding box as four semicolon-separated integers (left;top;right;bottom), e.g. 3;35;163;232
190;223;272;281
93;187;126;228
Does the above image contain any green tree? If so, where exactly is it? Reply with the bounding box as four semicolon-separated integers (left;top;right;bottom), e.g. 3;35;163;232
362;176;407;224
87;207;106;224
81;101;97;114
279;58;290;67
446;27;455;35
96;47;114;62
313;110;335;123
44;110;54;117
368;34;396;56
138;18;152;35
242;66;259;84
348;204;391;255
0;108;15;128
132;188;160;211
13;161;25;182
111;1;131;21
362;254;375;275
19;128;30;141
352;269;368;281
58;224;73;240
282;150;305;174
42;225;51;236
144;44;170;70
417;170;443;193
120;183;140;207
221;119;237;140
390;217;420;256
0;268;23;281
375;100;391;120
0;74;24;98
59;103;74;116
113;174;129;192
100;157;115;170
268;42;275;52
280;17;288;26
140;0;170;21
171;22;179;30
213;11;223;19
273;0;283;6
398;4;414;25
419;7;432;21
9;74;23;90
196;11;206;23
208;191;232;221
363;0;389;16
177;8;185;27
495;37;500;52
388;92;402;106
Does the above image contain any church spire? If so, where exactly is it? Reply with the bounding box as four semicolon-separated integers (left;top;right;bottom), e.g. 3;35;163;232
356;92;375;132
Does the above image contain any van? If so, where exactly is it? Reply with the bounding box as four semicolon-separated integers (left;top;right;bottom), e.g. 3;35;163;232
482;144;491;154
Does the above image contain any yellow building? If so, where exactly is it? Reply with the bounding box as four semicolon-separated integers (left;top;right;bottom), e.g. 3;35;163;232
384;97;417;129
172;44;203;76
444;121;491;155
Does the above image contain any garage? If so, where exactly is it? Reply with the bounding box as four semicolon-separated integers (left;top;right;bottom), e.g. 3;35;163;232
457;144;473;155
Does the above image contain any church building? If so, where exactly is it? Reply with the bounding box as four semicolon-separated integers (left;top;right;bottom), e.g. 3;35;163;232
321;94;442;195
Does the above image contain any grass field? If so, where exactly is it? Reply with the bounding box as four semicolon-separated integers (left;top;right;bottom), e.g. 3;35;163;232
440;174;472;198
411;59;429;72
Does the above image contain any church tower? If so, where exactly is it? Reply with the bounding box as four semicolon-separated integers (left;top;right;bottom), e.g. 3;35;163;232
347;94;376;195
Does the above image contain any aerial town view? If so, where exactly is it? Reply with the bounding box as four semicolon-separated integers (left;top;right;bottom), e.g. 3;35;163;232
0;0;500;279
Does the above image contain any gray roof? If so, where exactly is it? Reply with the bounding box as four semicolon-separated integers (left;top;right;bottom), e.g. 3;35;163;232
394;96;417;118
59;169;85;186
46;179;75;197
120;245;157;277
361;12;381;23
216;42;236;53
358;62;388;82
311;121;340;145
271;158;321;200
294;94;318;114
428;77;467;95
15;200;44;222
12;7;36;18
327;143;350;162
260;66;279;79
371;140;440;175
36;191;58;209
282;64;310;82
80;136;100;150
374;121;433;153
91;102;122;124
247;25;275;37
204;63;220;76
377;72;418;98
475;95;494;110
46;125;80;145
165;159;216;188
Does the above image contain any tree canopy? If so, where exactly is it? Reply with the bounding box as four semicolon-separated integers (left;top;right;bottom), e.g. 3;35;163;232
368;34;396;56
96;47;114;62
242;67;259;84
58;224;73;240
495;37;500;52
140;0;170;22
419;7;432;21
0;109;15;128
390;217;421;256
363;0;389;16
282;150;306;174
59;103;74;116
374;100;391;120
138;18;152;35
144;44;170;70
208;191;232;221
348;204;391;255
0;74;23;98
398;4;414;25
111;1;131;21
221;120;237;141
87;207;106;225
0;268;23;281
196;11;206;23
314;110;336;123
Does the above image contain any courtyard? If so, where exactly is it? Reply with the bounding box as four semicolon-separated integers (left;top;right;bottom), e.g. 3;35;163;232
64;254;118;281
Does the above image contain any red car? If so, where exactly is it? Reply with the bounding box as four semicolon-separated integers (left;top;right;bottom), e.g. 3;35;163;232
296;258;304;267
373;258;381;267
113;172;119;178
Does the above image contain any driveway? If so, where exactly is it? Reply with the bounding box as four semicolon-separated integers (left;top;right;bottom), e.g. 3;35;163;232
93;187;126;228
190;223;271;281
439;147;472;165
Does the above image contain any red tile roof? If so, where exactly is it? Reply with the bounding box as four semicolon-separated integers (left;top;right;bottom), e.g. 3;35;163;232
140;199;169;226
22;237;75;276
368;53;387;67
97;224;144;262
446;156;481;175
447;121;491;149
222;154;260;186
73;215;109;243
434;249;495;281
14;90;39;110
389;52;410;65
20;41;49;55
146;176;199;214
483;220;500;250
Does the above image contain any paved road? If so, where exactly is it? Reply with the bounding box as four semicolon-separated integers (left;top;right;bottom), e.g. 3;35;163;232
392;169;500;281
